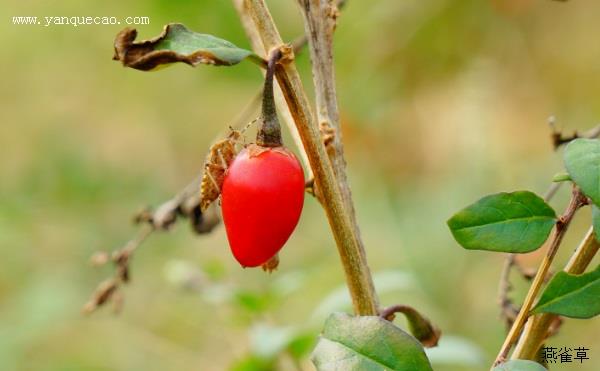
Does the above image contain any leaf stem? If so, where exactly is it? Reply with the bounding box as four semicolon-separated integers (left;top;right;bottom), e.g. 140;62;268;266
492;187;587;367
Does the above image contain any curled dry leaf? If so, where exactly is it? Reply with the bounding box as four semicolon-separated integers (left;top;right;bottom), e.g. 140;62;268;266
200;130;244;211
113;23;263;71
187;199;221;234
380;304;441;348
132;177;221;235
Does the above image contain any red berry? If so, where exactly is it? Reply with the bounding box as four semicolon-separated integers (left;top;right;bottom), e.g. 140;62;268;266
221;144;305;267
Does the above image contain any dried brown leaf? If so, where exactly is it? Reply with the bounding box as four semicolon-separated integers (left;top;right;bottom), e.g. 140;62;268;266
200;131;243;211
113;23;261;71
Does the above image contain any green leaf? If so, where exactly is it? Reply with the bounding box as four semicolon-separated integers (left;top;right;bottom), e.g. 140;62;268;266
564;138;600;206
113;23;263;71
492;360;547;371
447;191;556;253
593;204;600;243
311;313;433;371
532;264;600;318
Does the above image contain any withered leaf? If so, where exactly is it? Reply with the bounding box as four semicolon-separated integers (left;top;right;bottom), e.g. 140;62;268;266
200;131;242;211
188;202;221;234
382;304;441;348
113;23;263;71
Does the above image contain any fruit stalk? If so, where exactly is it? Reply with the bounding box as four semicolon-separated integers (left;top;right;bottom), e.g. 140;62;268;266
233;0;314;180
256;49;283;148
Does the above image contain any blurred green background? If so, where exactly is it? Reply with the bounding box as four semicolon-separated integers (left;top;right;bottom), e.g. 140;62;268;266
1;0;599;370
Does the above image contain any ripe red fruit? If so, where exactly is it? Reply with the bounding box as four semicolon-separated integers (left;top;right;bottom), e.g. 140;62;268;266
221;144;305;267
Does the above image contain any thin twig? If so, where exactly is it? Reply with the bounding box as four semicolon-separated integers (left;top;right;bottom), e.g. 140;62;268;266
544;124;600;198
493;187;588;367
83;176;221;314
497;254;519;329
551;121;600;149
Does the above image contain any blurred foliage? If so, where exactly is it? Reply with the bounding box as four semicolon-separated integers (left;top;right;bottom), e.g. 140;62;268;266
1;0;599;370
